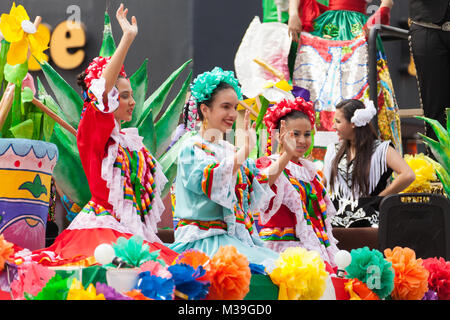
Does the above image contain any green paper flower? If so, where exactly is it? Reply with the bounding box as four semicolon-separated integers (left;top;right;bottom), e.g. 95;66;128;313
190;67;242;103
345;246;395;299
25;274;71;300
112;236;164;267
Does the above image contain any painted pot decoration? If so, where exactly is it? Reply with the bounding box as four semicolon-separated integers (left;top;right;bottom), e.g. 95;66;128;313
0;138;58;251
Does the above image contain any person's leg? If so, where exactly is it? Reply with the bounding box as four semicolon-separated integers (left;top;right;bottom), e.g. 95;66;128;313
409;25;450;144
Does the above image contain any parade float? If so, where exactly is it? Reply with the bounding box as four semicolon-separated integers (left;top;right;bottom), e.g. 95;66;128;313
0;3;449;302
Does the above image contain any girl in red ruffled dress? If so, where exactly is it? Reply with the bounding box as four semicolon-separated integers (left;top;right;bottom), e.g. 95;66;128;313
256;97;339;265
20;5;178;266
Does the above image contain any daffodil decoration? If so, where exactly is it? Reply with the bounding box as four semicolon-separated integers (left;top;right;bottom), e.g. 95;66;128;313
0;2;49;66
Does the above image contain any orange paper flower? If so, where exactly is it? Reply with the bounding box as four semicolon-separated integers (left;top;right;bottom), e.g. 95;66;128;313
174;249;210;269
206;246;251;300
0;235;14;271
124;289;153;300
345;279;380;300
384;247;429;300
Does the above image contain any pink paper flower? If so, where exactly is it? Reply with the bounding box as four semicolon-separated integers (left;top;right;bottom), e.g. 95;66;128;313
10;262;55;300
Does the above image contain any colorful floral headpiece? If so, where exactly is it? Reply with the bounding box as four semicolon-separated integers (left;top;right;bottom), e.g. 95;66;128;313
190;67;243;103
263;97;315;132
83;56;127;90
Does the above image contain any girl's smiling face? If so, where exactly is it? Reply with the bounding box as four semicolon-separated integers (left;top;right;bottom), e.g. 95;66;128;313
200;87;239;133
282;117;312;159
113;77;136;123
333;108;355;141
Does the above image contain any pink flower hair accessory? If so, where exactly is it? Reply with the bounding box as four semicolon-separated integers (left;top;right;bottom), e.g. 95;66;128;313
83;56;127;90
263;97;315;132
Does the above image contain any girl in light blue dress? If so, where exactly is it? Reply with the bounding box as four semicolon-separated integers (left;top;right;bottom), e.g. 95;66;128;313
169;67;282;264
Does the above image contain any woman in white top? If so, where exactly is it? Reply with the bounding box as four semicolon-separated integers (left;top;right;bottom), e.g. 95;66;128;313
323;99;415;228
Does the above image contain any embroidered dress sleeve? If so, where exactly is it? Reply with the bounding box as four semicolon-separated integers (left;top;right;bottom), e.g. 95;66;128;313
245;158;275;214
87;77;120;113
178;141;236;210
255;156;290;225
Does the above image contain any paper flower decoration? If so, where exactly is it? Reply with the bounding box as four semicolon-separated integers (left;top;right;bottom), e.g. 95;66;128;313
139;260;172;279
269;247;327;300
422;290;439;300
67;278;105;300
344;279;380;300
123;289;152;300
249;263;267;275
0;235;14;272
174;249;210;269
206;245;251;300
423;257;450;300
10;262;55;300
112;236;163;267
263;97;315;131
403;153;440;193
168;263;210;300
345;247;394;299
383;247;429;300
25;274;70;300
95;282;132;300
190;67;242;103
135;271;175;300
0;2;49;65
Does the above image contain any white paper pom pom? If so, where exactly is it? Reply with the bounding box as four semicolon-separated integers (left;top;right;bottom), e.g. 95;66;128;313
94;243;115;265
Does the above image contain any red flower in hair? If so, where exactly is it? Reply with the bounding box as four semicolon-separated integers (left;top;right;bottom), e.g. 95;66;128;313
83;56;127;90
263;97;315;132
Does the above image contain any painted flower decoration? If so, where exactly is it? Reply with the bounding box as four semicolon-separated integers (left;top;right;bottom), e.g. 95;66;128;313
190;67;242;103
0;2;50;65
264;97;315;132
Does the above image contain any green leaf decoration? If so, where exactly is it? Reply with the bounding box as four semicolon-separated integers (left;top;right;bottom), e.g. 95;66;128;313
138;108;156;155
50;123;90;206
28;111;43;140
138;59;192;127
158;131;196;197
40;61;84;128
4;61;28;86
18;174;47;198
154;70;192;157
9;118;34;139
416;108;450;197
125;59;149;127
99;11;116;58
21;86;34;103
0;39;10;90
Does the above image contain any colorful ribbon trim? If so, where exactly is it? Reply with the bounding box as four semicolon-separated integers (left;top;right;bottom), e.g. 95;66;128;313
176;219;228;231
283;167;330;247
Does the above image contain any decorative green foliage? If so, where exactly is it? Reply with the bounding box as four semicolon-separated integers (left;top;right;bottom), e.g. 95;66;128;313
417;108;450;197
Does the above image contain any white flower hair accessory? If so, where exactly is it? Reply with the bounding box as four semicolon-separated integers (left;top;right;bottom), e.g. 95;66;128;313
351;99;377;127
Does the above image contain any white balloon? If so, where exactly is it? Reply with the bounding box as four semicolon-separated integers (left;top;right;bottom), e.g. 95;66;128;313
94;243;115;265
334;250;352;270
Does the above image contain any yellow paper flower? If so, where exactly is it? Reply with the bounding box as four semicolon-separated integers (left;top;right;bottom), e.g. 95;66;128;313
269;247;328;300
402;153;441;193
66;278;106;300
0;2;49;65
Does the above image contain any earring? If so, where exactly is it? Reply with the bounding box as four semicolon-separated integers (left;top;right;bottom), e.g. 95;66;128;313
202;118;208;131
